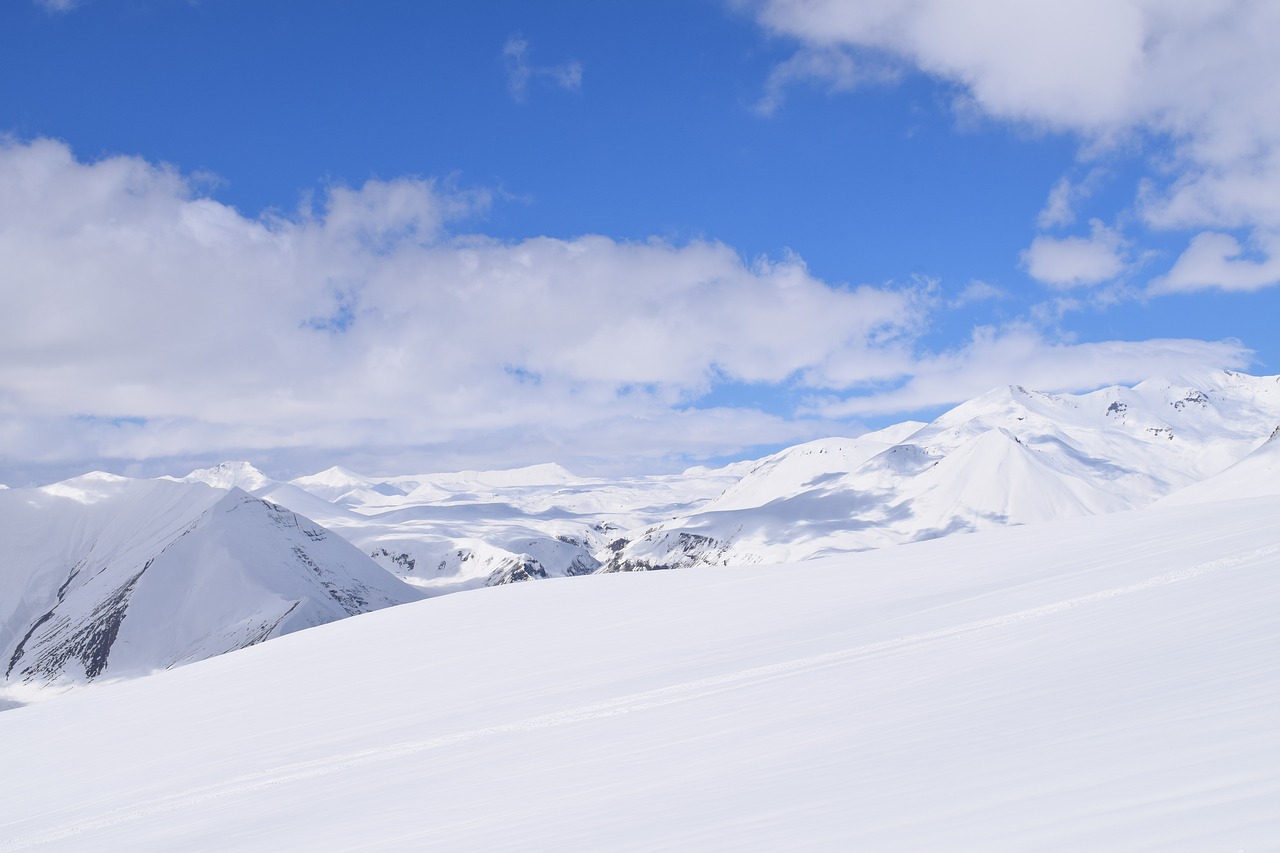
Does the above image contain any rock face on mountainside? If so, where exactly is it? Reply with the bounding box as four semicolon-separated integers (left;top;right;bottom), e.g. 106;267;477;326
0;474;422;690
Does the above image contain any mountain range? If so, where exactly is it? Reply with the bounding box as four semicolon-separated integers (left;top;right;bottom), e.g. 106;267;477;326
2;369;1279;846
2;369;1277;694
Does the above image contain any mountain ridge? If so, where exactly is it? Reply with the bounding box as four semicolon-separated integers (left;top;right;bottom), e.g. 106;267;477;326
164;370;1280;586
0;476;421;696
6;370;1277;697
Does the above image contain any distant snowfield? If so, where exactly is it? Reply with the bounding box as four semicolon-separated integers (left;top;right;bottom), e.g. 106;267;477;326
2;497;1277;850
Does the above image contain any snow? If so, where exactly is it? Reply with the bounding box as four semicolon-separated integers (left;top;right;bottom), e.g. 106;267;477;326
0;496;1276;849
0;476;421;694
602;370;1280;570
705;434;907;513
15;371;1267;608
285;463;749;593
2;373;1279;847
7;371;1278;688
171;460;273;492
1156;426;1280;506
108;372;1277;596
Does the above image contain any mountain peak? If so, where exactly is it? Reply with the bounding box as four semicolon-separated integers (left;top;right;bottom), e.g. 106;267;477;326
179;461;273;491
39;471;136;505
299;465;368;485
0;480;421;690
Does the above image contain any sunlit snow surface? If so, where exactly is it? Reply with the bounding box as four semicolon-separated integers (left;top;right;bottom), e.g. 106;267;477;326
1;497;1277;850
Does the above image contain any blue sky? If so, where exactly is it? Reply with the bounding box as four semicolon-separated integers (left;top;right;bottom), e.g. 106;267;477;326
2;1;1278;484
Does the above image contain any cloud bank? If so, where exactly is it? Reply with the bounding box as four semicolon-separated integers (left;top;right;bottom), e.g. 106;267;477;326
0;138;1250;480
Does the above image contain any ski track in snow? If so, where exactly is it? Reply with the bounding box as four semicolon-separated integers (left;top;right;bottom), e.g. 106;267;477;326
4;542;1276;850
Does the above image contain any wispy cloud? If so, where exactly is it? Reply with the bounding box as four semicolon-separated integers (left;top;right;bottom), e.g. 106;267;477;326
1036;172;1105;230
804;326;1251;418
33;0;78;12
753;48;896;117
503;35;583;102
949;280;1007;308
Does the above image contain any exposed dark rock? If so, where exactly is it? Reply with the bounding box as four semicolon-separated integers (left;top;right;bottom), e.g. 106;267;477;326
11;565;148;682
486;555;550;586
371;548;417;574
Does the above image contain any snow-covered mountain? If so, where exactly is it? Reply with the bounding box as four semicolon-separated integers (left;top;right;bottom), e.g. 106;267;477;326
4;371;1275;698
602;370;1280;571
0;473;422;695
157;371;1280;592
2;372;1277;845
165;459;274;492
1155;424;1280;506
1;495;1276;848
278;461;752;595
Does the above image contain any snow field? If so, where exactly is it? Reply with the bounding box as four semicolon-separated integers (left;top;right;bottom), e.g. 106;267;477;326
1;497;1277;850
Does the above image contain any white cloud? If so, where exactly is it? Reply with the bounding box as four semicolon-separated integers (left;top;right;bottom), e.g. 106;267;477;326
1035;171;1107;230
1150;231;1280;294
1140;153;1280;233
752;0;1280;293
0;139;1255;480
754;0;1149;132
1037;178;1078;230
1021;220;1126;287
503;35;583;102
950;279;1006;308
33;0;77;12
806;325;1252;418
753;48;897;117
0;138;918;475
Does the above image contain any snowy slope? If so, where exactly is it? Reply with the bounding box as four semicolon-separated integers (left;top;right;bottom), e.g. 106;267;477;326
704;422;925;513
0;474;421;695
1156;425;1280;506
0;497;1276;850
